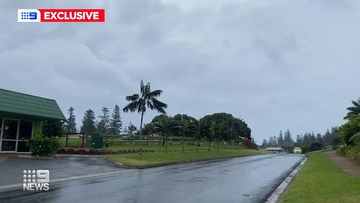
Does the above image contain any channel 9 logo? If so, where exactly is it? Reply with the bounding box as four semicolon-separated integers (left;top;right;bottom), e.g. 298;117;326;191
18;9;41;22
22;169;50;191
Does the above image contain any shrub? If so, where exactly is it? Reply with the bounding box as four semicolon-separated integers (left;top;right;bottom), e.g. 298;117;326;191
27;135;60;156
345;146;360;164
336;145;349;156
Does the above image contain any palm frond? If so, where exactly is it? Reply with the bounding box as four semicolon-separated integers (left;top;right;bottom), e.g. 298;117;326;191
349;132;360;144
352;100;360;107
151;98;167;114
126;94;139;101
146;100;155;110
140;80;145;95
148;90;163;97
123;101;139;112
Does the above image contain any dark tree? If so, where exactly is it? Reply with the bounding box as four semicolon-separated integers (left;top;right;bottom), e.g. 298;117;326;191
277;131;284;147
65;107;77;133
199;113;252;142
261;139;268;148
344;98;360;119
43;119;64;137
123;80;167;150
109;105;122;135
80;109;96;135
153;116;180;151
128;122;137;135
98;107;110;135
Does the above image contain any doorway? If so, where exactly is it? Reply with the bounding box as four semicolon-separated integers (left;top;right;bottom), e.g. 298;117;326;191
0;118;33;152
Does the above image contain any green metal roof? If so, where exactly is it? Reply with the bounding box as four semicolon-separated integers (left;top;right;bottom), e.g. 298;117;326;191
0;88;65;120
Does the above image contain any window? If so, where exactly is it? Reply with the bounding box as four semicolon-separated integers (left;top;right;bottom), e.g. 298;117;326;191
19;120;32;140
1;141;16;151
3;119;18;140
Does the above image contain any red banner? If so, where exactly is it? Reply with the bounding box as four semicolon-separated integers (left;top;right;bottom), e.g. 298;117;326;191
38;9;105;22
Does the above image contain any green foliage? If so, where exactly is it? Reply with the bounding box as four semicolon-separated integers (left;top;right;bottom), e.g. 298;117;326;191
123;80;167;130
199;113;251;141
109;105;122;135
43;119;64;136
153;115;181;147
173;114;199;138
27;134;60;156
263;129;295;151
337;145;360;164
65;107;77;133
98;107;110;135
127;122;137;134
344;98;360;119
141;123;154;136
80;109;96;134
349;132;360;145
340;116;360;145
344;146;360;164
300;144;311;153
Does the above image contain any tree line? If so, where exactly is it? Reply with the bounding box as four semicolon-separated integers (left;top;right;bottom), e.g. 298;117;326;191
261;128;341;153
261;98;360;153
55;80;255;149
64;105;123;136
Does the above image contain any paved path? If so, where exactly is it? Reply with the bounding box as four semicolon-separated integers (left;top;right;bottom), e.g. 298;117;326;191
0;154;304;203
0;156;7;164
0;156;122;187
326;151;360;177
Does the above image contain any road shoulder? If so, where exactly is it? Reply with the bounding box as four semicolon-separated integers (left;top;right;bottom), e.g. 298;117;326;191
325;150;360;177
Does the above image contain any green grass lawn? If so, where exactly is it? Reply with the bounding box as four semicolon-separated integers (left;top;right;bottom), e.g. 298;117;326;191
282;153;360;203
107;149;262;168
107;142;227;152
58;137;83;148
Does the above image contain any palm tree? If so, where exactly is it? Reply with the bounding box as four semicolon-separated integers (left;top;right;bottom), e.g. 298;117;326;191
153;116;180;152
197;123;211;152
180;117;198;152
349;132;360;145
345;98;360;119
123;80;167;152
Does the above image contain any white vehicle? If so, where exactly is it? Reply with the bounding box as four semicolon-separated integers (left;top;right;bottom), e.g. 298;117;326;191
293;147;302;154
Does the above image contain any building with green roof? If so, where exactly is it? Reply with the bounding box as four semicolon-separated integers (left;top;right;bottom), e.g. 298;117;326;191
0;88;65;153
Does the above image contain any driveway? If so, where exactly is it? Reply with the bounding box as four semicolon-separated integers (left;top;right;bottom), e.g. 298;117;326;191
0;155;123;187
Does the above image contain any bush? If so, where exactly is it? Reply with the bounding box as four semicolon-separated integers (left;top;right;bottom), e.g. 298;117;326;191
301;144;311;153
336;145;349;156
27;135;60;156
345;146;360;164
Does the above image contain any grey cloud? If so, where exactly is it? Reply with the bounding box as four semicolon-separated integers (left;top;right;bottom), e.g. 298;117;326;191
1;0;360;142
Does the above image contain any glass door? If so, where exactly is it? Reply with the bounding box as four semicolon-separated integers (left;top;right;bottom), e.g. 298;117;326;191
17;120;32;152
1;119;19;152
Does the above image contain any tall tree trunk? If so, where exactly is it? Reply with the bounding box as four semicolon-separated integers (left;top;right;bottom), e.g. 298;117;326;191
196;138;199;152
165;137;168;153
181;115;185;152
139;110;145;155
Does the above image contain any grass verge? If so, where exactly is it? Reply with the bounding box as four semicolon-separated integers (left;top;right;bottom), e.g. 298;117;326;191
107;149;263;168
282;153;360;203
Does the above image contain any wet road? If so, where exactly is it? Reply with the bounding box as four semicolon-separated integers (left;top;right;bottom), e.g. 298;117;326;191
0;154;304;203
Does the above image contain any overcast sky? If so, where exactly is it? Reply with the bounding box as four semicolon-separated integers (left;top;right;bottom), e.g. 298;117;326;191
1;0;360;143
